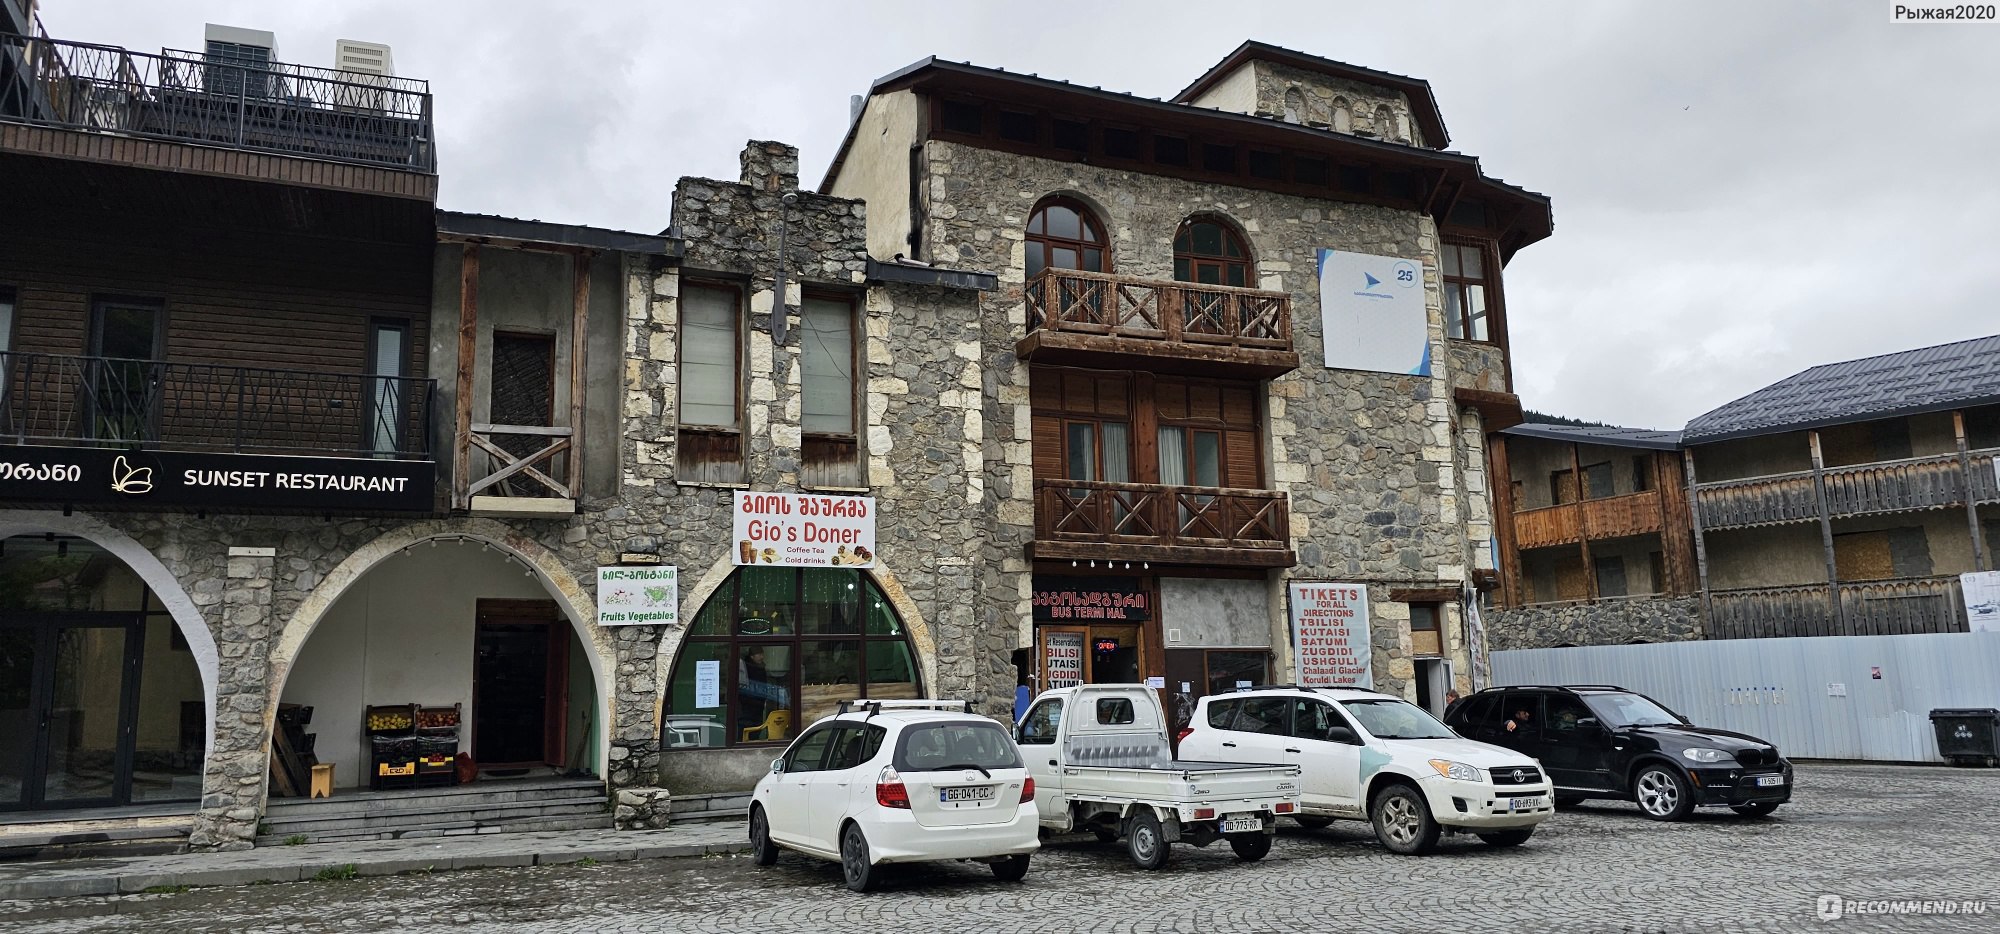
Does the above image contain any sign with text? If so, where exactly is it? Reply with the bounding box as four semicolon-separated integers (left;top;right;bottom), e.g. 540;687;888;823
1964;571;2000;632
1043;630;1085;690
0;444;434;513
1289;582;1374;688
1317;249;1430;376
732;491;876;567
596;565;679;627
1032;576;1151;622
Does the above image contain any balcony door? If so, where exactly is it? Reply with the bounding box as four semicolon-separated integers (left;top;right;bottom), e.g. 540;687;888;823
86;298;164;444
367;320;410;457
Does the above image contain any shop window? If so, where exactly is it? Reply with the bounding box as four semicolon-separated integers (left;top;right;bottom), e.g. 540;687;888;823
665;567;921;748
1024;196;1109;281
677;281;744;484
1441;240;1497;342
800;293;860;488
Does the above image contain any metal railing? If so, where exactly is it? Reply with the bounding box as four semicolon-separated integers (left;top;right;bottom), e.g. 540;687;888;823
1;351;435;458
1023;268;1293;350
0;33;433;170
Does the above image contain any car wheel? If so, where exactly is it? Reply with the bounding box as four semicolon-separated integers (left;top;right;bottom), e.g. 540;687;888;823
1126;810;1172;870
1731;802;1780;818
990;854;1031;882
748;806;779;866
1370;784;1440;855
840;823;879;892
1476;828;1535;847
1228;833;1273;861
1292;815;1336;830
1633;764;1695;821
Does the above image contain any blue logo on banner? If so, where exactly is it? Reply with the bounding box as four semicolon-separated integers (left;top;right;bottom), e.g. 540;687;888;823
1363;272;1381;289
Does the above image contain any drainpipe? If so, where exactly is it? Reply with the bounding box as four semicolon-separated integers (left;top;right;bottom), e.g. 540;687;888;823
771;192;798;345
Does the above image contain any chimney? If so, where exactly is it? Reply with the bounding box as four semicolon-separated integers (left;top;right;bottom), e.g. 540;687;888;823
739;140;800;194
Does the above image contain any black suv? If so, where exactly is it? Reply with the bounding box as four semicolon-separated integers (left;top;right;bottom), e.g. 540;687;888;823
1443;685;1792;821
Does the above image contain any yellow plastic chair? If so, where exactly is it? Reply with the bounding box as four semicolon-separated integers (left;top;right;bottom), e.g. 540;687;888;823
742;709;791;743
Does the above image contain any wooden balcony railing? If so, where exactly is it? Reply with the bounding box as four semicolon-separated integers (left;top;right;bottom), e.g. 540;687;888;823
464;423;574;502
1511;490;1663;550
1031;479;1292;567
1695;449;2000;530
1018;269;1298;377
1706;576;1967;639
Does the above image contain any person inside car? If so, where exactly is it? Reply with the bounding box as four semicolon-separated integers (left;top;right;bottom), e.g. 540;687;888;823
1505;707;1534;732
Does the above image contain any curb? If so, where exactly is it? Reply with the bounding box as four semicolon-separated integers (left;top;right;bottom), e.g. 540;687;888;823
0;840;749;901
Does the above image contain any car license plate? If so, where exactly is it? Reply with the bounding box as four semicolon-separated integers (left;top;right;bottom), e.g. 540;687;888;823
1221;815;1262;833
1755;775;1785;787
940;785;996;803
1509;796;1547;812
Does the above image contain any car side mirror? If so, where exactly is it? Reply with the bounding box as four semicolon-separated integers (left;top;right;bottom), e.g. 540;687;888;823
770;757;785;774
1576;717;1600;729
1323;725;1357;744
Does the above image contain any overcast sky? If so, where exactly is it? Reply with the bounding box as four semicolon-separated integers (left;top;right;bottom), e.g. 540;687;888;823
40;1;2000;430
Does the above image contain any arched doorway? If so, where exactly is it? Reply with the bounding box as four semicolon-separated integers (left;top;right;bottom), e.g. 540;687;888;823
663;566;922;750
0;533;207;810
278;534;604;794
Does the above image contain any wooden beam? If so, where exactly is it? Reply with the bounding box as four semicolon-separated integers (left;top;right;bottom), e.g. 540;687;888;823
1569;442;1598;602
568;251;593;499
1684;449;1713;628
1655;452;1699;596
1955;410;1989;572
472;424;574;437
1389;587;1460;603
1808;430;1844;633
1487;433;1523;609
454;245;479;511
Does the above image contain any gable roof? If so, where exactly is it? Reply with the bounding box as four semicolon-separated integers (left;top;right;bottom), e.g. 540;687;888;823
1171;40;1449;150
1502;423;1682;451
1682;334;2000;444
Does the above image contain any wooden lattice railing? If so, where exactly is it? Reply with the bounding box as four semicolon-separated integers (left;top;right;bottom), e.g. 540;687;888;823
1696;449;2000;530
1033;479;1288;549
1023;268;1291;350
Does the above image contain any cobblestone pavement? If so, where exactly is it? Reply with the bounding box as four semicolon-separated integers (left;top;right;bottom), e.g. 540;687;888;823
2;764;1995;933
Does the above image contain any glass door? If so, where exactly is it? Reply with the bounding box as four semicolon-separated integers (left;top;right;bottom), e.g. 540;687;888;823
0;625;36;809
0;615;142;810
87;300;165;444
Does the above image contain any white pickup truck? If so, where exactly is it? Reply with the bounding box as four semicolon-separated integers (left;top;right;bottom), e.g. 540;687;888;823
1015;684;1302;869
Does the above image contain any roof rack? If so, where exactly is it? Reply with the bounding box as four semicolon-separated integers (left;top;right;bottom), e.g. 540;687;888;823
1480;684;1629;693
1243;683;1387;695
835;699;973;720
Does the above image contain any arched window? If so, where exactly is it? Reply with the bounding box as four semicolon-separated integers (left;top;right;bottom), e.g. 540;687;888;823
665;567;922;748
1173;216;1253;288
1332;98;1352;133
1281;86;1306;125
1024;196;1108;280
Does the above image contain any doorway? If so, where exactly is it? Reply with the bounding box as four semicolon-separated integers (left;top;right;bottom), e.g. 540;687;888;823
471;600;568;770
1414;658;1451;717
1034;623;1144;690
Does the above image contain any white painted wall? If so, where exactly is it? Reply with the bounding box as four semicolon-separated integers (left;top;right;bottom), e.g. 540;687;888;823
281;540;585;788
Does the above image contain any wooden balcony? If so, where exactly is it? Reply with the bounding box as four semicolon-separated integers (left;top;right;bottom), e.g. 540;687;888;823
1511;490;1664;550
1027;479;1295;568
1707;576;1968;639
1016;268;1300;378
1696;450;2000;530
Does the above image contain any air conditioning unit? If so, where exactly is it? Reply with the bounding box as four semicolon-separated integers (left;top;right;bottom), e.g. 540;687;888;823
203;24;277;99
331;39;394;113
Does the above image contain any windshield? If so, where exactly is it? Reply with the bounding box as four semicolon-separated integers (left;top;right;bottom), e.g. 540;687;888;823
1339;698;1457;740
1584;693;1683;728
894;721;1023;772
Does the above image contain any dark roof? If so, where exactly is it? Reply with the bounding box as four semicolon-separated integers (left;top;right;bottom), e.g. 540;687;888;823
817;56;1551;254
435;211;681;256
1502;423;1682;451
1171;40;1449;150
1682;334;2000;444
865;257;996;291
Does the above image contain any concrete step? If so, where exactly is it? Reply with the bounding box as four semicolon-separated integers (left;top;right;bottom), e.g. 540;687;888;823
255;810;613;847
263;780;602;822
667;791;751;825
0;822;192;863
263;800;605;837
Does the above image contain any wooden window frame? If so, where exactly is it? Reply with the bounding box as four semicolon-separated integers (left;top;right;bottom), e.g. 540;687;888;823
88;295;167;361
676;278;747;481
1153;375;1264;490
1025;196;1111;278
1440;237;1504;344
1173;216;1255;289
800;289;862;488
1059;417;1132;483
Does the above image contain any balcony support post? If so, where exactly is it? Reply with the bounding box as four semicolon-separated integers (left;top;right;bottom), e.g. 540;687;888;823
1808;431;1845;633
568;251;592;500
1684;449;1713;628
1570;442;1598;602
1955;410;1989;572
453;245;479;511
1489;434;1522;609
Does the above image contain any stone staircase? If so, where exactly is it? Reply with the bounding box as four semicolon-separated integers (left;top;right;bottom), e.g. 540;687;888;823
0;814;193;862
257;777;609;846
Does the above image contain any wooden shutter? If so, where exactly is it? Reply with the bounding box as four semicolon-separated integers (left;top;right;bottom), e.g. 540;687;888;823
1833;531;1895;582
1223;430;1261;488
1032;415;1064;482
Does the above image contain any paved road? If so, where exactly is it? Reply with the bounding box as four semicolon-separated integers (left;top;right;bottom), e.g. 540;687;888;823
2;764;1995;933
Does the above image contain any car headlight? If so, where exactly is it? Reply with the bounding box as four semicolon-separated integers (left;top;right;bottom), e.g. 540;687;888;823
1427;759;1482;782
1681;747;1734;763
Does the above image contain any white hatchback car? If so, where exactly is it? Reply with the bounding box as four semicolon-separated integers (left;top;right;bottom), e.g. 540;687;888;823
1179;686;1554;855
749;700;1039;891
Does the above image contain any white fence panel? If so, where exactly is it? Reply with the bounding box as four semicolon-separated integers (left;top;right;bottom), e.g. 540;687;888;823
1491;632;2000;762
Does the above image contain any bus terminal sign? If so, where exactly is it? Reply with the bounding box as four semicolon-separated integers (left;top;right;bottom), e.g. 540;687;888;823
1289;582;1373;688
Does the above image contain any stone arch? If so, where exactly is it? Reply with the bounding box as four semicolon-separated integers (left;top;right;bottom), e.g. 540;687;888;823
1331;97;1353;133
268;519;614;778
659;552;939;725
1281;86;1306;124
0;510;220;756
1172;211;1260;289
1373;104;1397;140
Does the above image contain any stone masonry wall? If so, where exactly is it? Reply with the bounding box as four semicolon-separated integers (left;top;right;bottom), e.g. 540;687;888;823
920;140;1500;700
1487;597;1703;651
1250;60;1423;146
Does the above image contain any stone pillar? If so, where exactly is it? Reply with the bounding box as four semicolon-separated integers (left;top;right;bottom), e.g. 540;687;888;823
605;625;663;804
189;546;276;851
739;140;800;193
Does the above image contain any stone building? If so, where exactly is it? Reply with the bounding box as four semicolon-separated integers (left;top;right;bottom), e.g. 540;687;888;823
1486;336;2000;650
824;40;1554;716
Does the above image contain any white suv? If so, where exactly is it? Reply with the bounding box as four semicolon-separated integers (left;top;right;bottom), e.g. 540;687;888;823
1179;685;1554;854
749;700;1039;891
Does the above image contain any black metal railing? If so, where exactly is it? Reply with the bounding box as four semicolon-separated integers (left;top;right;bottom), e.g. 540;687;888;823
1;351;435;458
0;32;433;171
